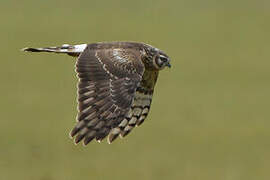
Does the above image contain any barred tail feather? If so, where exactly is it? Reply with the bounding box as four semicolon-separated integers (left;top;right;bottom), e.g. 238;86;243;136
22;44;87;57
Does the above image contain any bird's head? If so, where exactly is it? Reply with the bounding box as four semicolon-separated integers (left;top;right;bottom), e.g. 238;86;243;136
143;45;171;70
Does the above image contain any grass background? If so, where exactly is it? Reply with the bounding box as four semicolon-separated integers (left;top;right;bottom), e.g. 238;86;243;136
1;0;270;179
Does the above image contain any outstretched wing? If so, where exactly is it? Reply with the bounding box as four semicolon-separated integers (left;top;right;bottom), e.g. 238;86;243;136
108;70;159;143
70;44;145;145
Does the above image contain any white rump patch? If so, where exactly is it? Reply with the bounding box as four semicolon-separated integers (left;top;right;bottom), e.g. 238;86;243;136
62;44;70;47
74;44;87;53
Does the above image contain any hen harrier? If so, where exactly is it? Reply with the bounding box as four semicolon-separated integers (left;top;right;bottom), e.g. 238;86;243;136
23;42;171;145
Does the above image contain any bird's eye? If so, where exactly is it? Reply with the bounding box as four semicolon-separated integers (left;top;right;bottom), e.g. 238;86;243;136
157;55;168;67
159;56;168;63
153;53;170;69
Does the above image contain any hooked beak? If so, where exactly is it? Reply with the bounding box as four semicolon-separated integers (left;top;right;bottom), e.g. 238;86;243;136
166;62;171;68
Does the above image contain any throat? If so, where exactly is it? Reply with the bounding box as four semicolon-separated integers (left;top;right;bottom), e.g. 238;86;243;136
140;70;159;91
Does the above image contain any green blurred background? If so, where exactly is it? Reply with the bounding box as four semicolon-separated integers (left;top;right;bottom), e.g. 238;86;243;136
1;0;270;179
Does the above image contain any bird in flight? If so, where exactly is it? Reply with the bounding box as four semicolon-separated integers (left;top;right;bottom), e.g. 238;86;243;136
23;42;171;145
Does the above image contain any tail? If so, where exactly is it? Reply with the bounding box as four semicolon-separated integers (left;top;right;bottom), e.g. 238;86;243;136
22;44;87;57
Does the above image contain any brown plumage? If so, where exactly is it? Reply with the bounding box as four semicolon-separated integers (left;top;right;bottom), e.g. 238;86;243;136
23;42;171;145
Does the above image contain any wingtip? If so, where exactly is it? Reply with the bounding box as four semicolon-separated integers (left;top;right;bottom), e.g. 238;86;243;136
107;139;112;144
107;133;119;144
69;131;74;139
